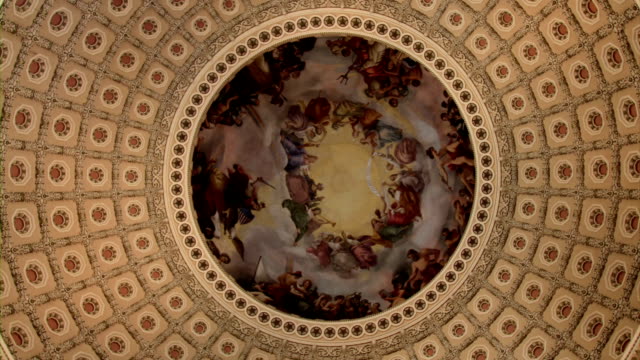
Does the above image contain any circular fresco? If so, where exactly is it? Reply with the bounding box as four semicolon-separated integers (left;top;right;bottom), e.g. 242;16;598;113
191;36;475;321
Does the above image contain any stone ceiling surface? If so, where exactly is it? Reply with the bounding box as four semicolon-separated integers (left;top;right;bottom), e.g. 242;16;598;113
0;0;639;359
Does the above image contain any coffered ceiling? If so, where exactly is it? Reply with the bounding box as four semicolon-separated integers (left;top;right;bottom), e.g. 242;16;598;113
0;0;639;359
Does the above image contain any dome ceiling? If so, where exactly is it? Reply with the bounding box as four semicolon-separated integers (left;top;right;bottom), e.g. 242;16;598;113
0;0;639;359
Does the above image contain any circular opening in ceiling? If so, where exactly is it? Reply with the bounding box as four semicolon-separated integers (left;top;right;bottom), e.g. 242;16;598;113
190;36;475;321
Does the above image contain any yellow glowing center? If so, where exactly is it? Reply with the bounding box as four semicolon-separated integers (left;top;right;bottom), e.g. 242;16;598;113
306;126;386;235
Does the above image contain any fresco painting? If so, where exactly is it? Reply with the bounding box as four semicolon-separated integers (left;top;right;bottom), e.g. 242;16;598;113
191;37;475;320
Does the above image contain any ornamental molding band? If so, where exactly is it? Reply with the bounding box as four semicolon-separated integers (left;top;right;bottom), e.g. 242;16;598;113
0;0;639;360
165;9;500;344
